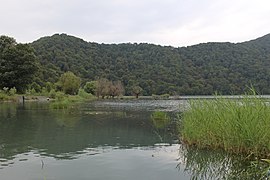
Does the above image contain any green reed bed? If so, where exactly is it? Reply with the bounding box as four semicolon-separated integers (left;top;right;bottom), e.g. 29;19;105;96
181;96;270;158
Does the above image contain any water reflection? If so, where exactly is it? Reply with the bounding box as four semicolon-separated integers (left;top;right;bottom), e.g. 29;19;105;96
1;100;267;179
0;101;178;167
178;145;270;179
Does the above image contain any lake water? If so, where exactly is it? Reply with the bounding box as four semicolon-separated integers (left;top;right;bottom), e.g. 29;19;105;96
0;99;265;179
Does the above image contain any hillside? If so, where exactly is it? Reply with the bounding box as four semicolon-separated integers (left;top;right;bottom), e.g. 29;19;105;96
31;33;270;95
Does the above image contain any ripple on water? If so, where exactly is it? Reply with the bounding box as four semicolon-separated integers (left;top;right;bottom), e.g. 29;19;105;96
90;99;188;112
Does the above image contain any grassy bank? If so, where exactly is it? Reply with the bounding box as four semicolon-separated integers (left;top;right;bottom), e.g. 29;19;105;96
180;96;270;158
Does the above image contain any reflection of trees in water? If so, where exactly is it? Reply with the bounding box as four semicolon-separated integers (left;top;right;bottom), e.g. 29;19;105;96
150;111;178;143
0;103;177;166
177;145;270;179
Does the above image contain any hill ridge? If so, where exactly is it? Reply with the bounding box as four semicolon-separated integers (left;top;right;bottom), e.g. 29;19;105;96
31;33;270;95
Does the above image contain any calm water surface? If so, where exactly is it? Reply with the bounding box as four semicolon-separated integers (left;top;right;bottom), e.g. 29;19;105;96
0;100;191;180
0;99;264;179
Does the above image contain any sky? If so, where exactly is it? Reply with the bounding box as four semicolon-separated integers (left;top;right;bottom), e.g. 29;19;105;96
1;0;270;47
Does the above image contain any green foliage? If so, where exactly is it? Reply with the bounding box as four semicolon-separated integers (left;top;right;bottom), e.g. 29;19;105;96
49;89;57;99
49;89;95;109
2;87;9;94
1;87;17;96
58;71;81;95
45;82;54;92
0;36;39;93
30;82;42;93
152;94;170;100
8;87;17;96
0;93;9;101
30;33;270;95
0;87;17;101
151;111;171;129
3;33;270;96
83;81;96;94
50;99;70;109
180;95;270;158
78;88;93;99
132;86;142;98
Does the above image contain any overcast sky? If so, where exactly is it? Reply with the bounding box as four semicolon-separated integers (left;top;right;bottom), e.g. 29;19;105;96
1;0;269;47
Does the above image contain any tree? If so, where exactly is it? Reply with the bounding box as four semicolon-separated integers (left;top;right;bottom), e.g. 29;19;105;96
0;35;16;53
132;85;143;98
0;36;39;93
58;71;81;95
109;81;125;98
83;81;96;94
96;78;110;99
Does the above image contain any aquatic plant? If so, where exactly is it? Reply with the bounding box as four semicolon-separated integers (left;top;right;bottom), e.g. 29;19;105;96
49;89;95;109
49;99;70;109
151;111;171;129
180;95;270;158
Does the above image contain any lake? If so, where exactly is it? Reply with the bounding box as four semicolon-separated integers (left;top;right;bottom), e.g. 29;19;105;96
0;99;264;179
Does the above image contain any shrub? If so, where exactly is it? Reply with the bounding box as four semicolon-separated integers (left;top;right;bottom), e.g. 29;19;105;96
84;81;96;94
9;87;17;96
78;88;92;99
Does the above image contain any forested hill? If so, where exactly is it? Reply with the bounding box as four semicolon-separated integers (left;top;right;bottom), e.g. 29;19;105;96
31;33;270;95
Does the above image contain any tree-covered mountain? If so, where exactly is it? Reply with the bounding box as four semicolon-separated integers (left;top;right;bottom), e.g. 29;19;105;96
31;33;270;95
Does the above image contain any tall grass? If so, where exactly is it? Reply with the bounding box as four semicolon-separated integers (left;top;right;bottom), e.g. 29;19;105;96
180;96;270;158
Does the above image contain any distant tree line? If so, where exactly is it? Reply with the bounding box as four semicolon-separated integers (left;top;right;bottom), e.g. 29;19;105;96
2;33;270;96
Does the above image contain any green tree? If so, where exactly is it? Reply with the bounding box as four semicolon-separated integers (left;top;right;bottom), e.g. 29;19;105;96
45;82;54;92
30;82;42;93
132;85;143;98
58;71;81;95
0;36;39;93
83;81;96;94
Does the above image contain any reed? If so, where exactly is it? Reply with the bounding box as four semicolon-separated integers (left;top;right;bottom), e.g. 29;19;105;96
180;95;270;158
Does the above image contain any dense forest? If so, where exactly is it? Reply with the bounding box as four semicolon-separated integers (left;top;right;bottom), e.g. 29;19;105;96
2;33;270;95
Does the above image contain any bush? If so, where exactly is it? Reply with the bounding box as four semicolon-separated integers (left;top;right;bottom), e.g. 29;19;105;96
30;82;42;93
49;90;57;99
78;88;92;99
9;87;17;96
0;93;9;100
84;81;96;94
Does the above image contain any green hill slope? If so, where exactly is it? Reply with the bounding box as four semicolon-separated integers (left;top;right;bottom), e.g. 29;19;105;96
31;33;270;95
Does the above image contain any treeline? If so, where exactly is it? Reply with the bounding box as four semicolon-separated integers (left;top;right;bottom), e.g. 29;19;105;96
0;36;129;98
2;33;270;96
30;33;270;95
